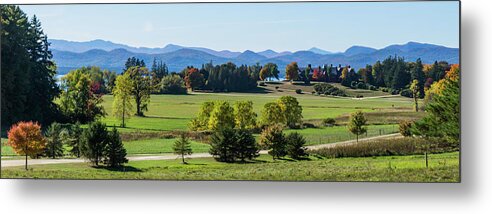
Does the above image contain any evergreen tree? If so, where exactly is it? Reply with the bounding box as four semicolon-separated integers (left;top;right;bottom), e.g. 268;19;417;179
209;128;237;163
348;111;367;143
1;5;60;127
173;134;193;164
81;122;108;166
104;127;128;167
63;122;83;157
44;122;65;159
411;58;426;98
234;129;259;162
285;132;307;160
260;124;287;160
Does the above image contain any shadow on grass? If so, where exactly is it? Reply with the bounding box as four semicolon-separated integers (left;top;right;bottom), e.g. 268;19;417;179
92;165;143;172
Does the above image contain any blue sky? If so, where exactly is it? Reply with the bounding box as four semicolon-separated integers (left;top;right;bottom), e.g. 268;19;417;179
20;1;459;52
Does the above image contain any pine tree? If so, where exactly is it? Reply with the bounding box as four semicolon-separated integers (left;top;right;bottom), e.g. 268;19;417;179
348;111;367;143
104;127;128;167
285;132;307;160
173;134;193;164
81;122;108;166
44;122;65;159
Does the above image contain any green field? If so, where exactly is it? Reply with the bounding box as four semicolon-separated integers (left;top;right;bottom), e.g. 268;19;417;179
100;93;414;132
285;124;397;145
124;138;210;155
2;152;459;182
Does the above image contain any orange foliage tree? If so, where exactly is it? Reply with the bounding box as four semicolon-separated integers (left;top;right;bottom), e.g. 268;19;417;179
285;62;299;81
424;64;460;104
7;121;46;170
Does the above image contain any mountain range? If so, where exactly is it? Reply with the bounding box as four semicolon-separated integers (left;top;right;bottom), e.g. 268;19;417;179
49;39;459;75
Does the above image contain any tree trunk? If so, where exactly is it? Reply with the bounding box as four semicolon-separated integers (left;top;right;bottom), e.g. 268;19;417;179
25;143;28;171
182;153;185;164
425;152;428;168
356;134;359;143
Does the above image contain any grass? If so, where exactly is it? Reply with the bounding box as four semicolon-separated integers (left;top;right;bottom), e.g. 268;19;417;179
331;83;392;97
1;138;16;156
124;138;210;155
1;152;459;182
284;124;398;145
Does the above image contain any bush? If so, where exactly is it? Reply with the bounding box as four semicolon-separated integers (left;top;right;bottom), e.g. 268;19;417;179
285;132;307;159
323;118;336;126
368;85;377;91
209;128;259;162
160;74;187;94
399;120;413;137
400;89;413;98
356;95;364;98
259;124;287;160
356;82;367;89
295;89;302;94
259;82;266;86
313;83;347;97
308;137;457;158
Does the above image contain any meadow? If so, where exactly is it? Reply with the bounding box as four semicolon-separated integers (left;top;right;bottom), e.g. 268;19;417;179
1;152;459;182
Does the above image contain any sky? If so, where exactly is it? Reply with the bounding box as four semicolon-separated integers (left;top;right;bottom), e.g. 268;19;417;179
19;1;460;52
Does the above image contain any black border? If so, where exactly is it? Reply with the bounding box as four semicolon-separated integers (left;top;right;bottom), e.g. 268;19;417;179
0;0;462;183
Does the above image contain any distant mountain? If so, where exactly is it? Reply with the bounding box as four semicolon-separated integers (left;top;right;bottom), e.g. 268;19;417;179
344;46;377;56
50;41;459;75
307;47;332;55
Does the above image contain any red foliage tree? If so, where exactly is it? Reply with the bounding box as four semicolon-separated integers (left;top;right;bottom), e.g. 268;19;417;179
7;121;46;170
184;67;205;91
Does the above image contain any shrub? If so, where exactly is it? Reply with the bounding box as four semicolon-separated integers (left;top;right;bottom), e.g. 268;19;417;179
259;82;266;86
356;95;364;98
356;82;366;89
368;85;377;91
350;81;358;89
260;124;287;160
323;118;336;126
104;127;128;167
399;120;413;137
285;132;307;159
400;89;413;98
308;137;457;158
295;89;302;94
160;74;187;94
313;83;347;97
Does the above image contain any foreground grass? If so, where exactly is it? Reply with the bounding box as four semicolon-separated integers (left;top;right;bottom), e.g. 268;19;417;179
2;152;459;182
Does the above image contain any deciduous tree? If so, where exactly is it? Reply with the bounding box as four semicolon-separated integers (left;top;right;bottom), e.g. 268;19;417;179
233;101;257;130
126;66;151;116
277;96;303;128
7;121;46;170
112;73;134;127
285;62;299;81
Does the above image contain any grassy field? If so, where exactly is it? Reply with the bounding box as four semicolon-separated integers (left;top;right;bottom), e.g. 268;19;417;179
100;92;414;132
285;124;397;145
124;138;210;155
1;152;459;182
